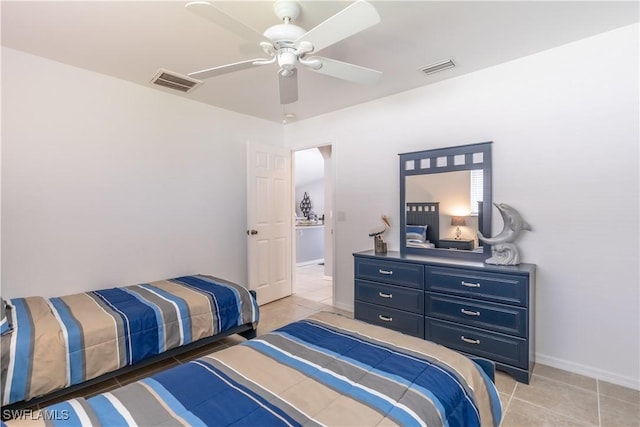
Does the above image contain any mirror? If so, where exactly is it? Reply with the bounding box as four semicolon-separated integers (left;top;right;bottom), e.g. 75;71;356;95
399;142;492;261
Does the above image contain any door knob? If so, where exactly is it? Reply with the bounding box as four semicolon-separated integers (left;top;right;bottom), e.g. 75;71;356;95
247;229;258;235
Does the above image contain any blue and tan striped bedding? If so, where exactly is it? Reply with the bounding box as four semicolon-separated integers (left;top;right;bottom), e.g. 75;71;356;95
10;312;502;427
0;275;259;406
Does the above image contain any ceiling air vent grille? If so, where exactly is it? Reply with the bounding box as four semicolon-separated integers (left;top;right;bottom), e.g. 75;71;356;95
419;59;456;75
151;69;202;93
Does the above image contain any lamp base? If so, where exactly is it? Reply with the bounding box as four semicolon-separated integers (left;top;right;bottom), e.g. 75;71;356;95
455;227;462;240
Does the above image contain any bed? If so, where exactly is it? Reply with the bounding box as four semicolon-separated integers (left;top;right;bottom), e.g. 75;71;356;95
405;201;440;248
5;312;502;427
0;275;259;408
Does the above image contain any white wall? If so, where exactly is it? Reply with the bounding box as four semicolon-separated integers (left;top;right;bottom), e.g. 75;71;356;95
284;25;639;388
1;47;283;298
2;24;638;389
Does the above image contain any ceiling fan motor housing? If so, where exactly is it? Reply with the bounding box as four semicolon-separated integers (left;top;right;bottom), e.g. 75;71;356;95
263;23;306;47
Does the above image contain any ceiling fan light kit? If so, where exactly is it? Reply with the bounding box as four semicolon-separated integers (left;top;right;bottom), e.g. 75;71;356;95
185;0;382;105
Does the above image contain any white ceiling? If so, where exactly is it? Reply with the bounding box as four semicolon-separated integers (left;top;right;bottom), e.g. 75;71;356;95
2;1;637;124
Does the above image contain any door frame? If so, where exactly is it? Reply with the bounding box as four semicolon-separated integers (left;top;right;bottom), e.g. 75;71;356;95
291;144;335;306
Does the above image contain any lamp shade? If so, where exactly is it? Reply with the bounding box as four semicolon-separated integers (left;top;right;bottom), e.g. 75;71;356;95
451;216;466;226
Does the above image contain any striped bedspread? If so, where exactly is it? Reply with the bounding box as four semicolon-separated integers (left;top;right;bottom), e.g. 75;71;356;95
11;312;502;427
1;275;259;406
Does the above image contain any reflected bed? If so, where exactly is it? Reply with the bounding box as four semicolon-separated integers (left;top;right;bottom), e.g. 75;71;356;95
406;201;440;248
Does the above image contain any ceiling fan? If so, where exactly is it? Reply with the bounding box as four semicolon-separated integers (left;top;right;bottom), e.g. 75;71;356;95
185;0;382;104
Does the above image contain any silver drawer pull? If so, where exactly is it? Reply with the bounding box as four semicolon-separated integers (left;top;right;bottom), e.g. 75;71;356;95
378;315;393;322
378;292;393;299
461;281;481;288
378;269;393;275
461;308;480;316
461;336;480;345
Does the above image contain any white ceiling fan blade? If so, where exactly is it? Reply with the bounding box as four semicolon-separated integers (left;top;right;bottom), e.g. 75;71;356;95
307;57;382;85
279;70;298;104
295;0;380;54
185;1;270;44
189;58;267;80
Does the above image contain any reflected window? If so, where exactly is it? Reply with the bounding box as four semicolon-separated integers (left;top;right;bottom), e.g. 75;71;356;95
470;170;483;215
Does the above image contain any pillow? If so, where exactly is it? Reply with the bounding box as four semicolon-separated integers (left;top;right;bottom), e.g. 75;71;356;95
406;225;428;241
0;298;12;335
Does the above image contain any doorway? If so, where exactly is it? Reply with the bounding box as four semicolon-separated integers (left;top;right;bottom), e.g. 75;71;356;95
293;145;333;305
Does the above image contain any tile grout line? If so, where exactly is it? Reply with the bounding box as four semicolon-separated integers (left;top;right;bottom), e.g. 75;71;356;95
532;372;599;394
501;385;515;421
512;374;602;425
508;396;597;425
596;379;602;427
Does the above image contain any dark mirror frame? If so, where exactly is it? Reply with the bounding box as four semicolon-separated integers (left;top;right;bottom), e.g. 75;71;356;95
399;142;492;261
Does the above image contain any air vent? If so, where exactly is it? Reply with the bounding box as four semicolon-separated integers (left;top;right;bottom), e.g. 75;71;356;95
150;69;202;93
419;59;456;75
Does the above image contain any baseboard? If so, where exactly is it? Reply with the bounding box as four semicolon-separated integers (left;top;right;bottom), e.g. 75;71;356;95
536;353;640;391
334;301;354;314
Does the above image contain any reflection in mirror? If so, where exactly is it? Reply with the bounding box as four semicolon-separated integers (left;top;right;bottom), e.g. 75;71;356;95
406;171;483;251
399;142;492;261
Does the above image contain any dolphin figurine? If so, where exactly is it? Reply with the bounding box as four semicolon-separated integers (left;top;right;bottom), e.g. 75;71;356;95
478;203;531;265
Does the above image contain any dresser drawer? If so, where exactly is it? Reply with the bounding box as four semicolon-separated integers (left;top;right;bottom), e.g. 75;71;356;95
356;280;424;315
355;302;424;338
426;294;527;337
426;319;527;368
354;257;424;289
426;266;528;306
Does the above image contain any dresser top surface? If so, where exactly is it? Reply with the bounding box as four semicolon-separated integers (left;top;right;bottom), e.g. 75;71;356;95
354;250;536;275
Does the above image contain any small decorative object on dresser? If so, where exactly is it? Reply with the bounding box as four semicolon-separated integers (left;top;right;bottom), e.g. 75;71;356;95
368;215;391;254
478;203;531;265
354;250;536;384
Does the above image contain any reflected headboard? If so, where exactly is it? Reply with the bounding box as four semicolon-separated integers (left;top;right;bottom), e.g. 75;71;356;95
406;202;440;246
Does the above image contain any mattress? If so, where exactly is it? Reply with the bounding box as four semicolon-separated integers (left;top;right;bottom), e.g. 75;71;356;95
1;275;259;406
6;312;502;427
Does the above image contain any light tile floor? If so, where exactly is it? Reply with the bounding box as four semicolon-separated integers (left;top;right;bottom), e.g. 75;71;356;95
294;263;332;304
23;266;640;426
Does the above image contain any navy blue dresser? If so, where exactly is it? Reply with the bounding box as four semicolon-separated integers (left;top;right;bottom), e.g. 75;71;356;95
354;250;536;383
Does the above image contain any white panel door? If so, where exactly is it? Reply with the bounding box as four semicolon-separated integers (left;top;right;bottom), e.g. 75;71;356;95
247;142;292;305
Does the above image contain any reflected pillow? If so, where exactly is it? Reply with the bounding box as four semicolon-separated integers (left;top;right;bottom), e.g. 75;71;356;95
406;232;425;241
406;225;428;242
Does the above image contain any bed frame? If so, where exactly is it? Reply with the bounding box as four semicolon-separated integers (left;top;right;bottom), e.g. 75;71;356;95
406;202;440;246
1;291;258;415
